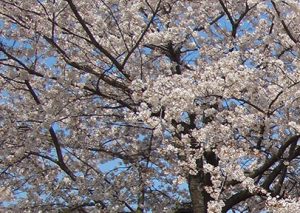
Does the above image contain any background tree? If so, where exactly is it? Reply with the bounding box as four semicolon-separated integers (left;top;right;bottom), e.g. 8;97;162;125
1;0;300;212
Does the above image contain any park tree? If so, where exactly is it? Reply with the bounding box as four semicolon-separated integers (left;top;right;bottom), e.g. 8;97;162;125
1;0;300;212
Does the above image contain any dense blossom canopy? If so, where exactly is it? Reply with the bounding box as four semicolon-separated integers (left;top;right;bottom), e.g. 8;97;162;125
1;0;300;212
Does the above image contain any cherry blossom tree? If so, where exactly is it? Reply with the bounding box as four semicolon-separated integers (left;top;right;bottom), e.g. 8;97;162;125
1;0;300;212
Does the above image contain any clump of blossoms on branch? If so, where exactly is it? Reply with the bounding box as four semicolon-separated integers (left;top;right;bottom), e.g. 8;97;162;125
1;0;300;212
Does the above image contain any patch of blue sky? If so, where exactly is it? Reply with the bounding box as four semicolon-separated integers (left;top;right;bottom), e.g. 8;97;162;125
44;56;57;68
150;175;189;204
0;90;10;104
99;158;124;173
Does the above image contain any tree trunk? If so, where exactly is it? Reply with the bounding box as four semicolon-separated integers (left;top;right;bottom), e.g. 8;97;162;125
187;158;210;213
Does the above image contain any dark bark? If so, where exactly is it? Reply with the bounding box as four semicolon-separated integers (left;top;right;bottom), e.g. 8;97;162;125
187;159;212;213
